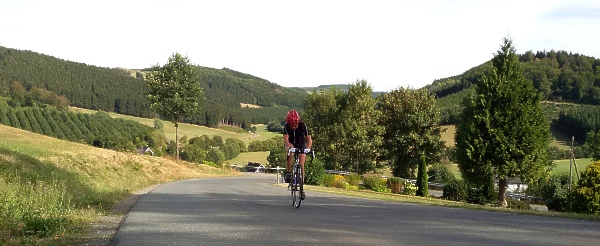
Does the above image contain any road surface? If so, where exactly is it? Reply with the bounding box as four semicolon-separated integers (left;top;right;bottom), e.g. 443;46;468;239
113;174;600;245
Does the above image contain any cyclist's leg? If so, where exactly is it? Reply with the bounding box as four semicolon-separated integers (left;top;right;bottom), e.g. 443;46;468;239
286;152;293;173
285;152;293;183
299;154;307;182
299;153;307;199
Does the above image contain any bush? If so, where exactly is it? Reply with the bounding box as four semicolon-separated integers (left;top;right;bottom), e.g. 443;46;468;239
507;198;530;210
428;163;455;184
362;175;390;193
534;173;571;212
401;181;417;196
331;174;347;189
345;174;361;187
305;157;324;185
322;174;335;187
467;187;493;205
571;161;600;214
443;179;468;202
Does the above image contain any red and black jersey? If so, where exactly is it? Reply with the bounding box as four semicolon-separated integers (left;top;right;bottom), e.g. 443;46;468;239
283;121;310;149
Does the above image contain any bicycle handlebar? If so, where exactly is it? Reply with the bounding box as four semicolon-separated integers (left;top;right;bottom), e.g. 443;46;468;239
287;148;315;162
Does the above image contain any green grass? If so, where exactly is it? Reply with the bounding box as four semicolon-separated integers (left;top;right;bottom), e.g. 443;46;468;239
304;183;600;221
0;124;235;245
552;158;593;175
224;151;270;167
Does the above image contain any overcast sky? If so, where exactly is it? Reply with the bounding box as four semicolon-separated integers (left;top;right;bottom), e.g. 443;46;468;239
2;0;599;92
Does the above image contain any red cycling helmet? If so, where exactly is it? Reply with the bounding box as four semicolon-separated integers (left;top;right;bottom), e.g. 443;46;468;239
286;110;300;128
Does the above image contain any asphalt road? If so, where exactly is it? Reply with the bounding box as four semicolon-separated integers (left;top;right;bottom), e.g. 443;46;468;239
112;174;600;246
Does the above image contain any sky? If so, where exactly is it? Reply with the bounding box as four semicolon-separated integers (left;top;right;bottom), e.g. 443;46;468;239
1;0;599;92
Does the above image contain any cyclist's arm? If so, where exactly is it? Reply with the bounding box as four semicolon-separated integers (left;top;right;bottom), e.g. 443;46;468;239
305;135;312;149
283;134;294;149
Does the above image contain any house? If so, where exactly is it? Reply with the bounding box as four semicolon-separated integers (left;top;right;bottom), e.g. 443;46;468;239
135;147;154;156
505;178;527;193
245;162;266;173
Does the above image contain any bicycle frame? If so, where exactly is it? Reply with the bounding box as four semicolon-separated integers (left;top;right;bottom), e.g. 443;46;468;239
287;148;314;208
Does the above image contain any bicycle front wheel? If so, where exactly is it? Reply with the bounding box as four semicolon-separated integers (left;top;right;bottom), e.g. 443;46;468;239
292;166;303;208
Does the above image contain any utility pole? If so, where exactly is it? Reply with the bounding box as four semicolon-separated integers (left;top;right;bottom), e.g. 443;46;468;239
569;136;580;194
569;136;573;194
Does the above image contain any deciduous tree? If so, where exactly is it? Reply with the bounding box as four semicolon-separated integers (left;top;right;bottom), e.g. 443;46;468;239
146;53;204;159
377;87;444;178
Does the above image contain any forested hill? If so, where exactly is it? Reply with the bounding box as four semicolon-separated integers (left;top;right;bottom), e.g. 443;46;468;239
0;46;307;127
427;50;600;125
428;50;600;103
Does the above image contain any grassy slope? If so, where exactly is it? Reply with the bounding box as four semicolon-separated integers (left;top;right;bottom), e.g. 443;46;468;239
70;107;279;165
0;124;236;245
69;107;279;143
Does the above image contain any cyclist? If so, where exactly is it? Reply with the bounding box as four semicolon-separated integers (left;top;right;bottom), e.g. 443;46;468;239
283;109;312;199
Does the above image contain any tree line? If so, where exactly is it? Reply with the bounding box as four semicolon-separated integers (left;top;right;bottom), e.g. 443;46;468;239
0;46;307;129
264;37;600;213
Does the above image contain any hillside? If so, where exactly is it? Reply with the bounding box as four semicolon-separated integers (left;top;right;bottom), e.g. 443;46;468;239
429;50;600;143
0;46;307;128
0;123;235;244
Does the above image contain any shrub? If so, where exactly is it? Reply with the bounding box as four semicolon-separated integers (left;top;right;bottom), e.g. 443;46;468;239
401;181;417;196
428;162;455;183
362;175;390;193
332;174;350;189
507;198;530;210
533;173;571;212
467;187;493;205
572;161;600;214
443;179;468;202
305;157;325;185
322;174;335;187
345;174;362;187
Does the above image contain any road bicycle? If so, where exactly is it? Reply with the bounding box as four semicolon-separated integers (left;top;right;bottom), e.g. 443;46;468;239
287;148;314;208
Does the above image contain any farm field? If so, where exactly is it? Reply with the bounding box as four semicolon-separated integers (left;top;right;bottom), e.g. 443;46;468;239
69;107;279;143
552;158;593;175
224;151;270;169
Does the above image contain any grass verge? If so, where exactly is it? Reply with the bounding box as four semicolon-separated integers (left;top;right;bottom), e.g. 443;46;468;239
303;185;600;222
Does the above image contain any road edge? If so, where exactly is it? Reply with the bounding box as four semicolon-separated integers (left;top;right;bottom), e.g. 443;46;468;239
79;184;160;246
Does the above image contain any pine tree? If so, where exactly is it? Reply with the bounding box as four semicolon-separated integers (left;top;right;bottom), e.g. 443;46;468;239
455;36;550;206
